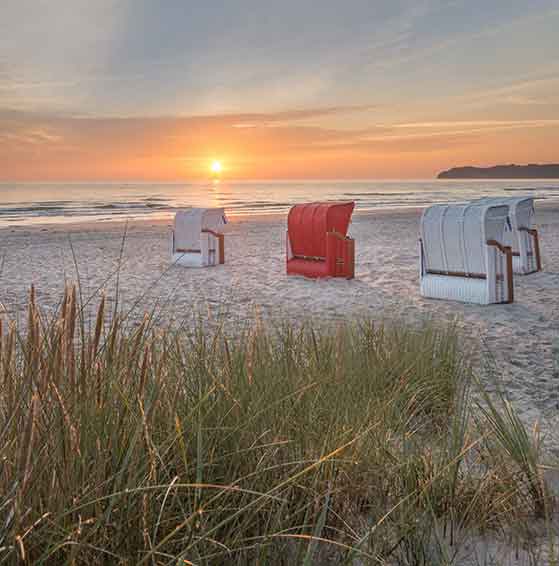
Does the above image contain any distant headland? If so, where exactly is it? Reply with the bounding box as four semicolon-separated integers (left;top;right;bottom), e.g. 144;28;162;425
437;163;559;179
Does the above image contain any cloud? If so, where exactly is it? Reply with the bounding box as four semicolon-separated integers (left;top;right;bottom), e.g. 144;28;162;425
2;0;557;117
229;105;376;128
388;119;559;130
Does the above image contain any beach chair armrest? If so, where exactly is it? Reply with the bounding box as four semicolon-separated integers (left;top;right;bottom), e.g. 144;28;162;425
201;229;225;264
486;239;510;254
486;239;514;303
518;227;542;271
326;231;355;278
286;231;294;260
327;230;349;241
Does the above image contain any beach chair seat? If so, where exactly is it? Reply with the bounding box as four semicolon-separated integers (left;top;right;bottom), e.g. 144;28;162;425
171;208;227;267
471;197;541;274
286;201;355;279
419;203;514;305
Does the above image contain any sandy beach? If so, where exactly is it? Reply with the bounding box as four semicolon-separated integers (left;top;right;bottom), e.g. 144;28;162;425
1;204;559;564
1;204;558;424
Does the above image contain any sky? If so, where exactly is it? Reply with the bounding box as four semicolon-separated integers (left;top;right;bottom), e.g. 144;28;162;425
1;0;558;180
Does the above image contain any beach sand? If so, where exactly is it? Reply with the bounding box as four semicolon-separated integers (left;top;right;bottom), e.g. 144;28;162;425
2;204;559;563
1;204;558;428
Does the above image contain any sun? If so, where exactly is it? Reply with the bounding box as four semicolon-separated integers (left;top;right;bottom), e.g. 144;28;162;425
211;160;222;175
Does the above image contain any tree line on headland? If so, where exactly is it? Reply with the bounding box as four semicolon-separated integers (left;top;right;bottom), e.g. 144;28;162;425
437;163;559;179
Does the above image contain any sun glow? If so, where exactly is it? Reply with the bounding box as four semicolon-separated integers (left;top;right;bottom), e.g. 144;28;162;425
211;160;222;174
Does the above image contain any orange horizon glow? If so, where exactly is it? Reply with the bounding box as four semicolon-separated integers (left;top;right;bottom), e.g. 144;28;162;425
1;109;558;182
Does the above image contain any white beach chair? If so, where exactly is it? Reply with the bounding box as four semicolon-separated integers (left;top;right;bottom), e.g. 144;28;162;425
419;203;514;305
171;208;227;267
471;197;541;274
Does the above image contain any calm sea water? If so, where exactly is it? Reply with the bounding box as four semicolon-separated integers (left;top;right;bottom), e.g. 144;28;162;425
0;180;558;227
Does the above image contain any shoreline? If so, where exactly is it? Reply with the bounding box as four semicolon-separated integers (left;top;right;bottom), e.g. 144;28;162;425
1;197;558;234
0;206;429;235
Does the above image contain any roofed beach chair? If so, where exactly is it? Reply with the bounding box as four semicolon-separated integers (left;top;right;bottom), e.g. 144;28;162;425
419;203;514;304
171;208;227;267
471;197;541;275
286;201;355;279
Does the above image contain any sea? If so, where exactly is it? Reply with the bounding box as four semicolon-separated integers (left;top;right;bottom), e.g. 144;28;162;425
0;179;558;227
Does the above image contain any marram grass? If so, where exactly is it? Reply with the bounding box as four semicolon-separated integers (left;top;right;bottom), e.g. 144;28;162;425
0;286;554;565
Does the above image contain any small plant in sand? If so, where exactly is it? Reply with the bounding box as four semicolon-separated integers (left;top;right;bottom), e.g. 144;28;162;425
0;286;554;565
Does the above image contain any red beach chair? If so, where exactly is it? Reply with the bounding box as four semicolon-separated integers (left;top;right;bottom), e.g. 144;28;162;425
286;201;355;279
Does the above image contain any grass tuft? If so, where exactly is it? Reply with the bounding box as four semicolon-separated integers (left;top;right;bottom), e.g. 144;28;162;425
0;286;554;565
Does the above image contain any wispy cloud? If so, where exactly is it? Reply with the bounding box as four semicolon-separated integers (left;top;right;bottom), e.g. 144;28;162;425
389;119;559;130
229;105;376;128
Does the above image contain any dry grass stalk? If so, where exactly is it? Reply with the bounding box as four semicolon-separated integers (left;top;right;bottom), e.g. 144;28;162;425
0;285;554;565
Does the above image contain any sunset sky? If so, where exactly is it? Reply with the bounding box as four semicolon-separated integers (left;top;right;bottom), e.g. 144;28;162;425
1;0;558;180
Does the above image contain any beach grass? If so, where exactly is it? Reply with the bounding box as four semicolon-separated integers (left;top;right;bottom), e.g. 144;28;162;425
0;286;554;565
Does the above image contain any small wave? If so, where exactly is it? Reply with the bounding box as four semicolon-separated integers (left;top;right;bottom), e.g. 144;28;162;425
93;202;157;210
342;191;419;197
141;196;168;202
504;186;559;192
234;201;291;209
219;199;286;206
0;206;67;215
